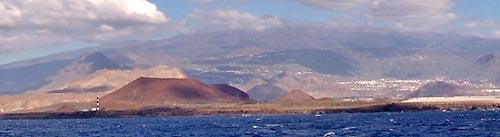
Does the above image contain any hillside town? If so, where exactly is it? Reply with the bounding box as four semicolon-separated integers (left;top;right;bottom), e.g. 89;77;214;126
337;77;499;93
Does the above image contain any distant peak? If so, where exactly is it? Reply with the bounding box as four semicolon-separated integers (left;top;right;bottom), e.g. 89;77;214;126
475;54;496;64
273;89;315;102
79;51;107;62
77;51;130;71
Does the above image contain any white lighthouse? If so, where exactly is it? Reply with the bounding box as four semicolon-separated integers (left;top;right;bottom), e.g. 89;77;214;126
91;96;100;112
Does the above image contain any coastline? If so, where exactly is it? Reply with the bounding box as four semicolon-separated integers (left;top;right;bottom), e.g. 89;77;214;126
2;100;500;120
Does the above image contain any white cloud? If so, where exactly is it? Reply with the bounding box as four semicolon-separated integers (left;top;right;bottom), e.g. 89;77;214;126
368;0;453;21
296;0;456;32
464;21;500;39
0;33;71;54
296;0;371;11
465;20;500;29
492;31;500;39
187;8;284;31
0;0;169;53
387;12;457;32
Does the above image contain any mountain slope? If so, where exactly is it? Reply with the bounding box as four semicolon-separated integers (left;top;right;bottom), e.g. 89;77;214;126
459;54;500;82
48;65;186;93
246;84;288;101
211;84;250;101
409;81;466;97
33;52;131;93
273;90;315;102
0;59;72;94
4;25;500;98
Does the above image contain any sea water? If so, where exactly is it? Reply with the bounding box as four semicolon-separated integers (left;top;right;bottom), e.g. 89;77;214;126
1;111;500;136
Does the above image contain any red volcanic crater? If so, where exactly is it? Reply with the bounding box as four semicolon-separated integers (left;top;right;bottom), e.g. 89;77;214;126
101;77;250;108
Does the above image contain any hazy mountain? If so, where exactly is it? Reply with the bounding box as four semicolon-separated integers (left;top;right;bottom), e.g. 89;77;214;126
409;81;467;97
458;54;500;82
3;25;500;97
193;49;357;76
273;89;315;102
153;26;500;84
0;59;72;94
47;65;185;93
0;52;129;94
78;52;129;71
247;84;288;101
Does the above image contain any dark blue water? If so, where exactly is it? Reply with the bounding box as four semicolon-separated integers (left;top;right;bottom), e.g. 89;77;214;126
1;111;500;136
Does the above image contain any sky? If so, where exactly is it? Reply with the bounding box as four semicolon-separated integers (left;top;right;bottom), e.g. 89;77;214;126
0;0;499;65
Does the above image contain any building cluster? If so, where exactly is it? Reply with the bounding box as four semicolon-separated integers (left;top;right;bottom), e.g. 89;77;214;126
337;78;499;93
195;64;500;94
337;79;433;92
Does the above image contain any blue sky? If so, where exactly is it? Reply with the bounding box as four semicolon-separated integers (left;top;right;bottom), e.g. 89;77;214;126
153;0;337;23
0;0;500;65
153;0;500;24
456;0;500;20
152;0;500;24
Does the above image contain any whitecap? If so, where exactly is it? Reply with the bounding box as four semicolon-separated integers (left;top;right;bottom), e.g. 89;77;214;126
342;126;357;130
324;131;335;137
265;124;283;127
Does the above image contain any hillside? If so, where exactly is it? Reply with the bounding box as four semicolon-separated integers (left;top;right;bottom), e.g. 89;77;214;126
246;84;288;101
48;65;186;93
0;59;72;94
0;52;129;94
273;90;315;102
409;81;466;97
458;54;500;82
101;77;249;109
3;25;500;98
0;92;101;113
211;84;250;101
35;52;130;92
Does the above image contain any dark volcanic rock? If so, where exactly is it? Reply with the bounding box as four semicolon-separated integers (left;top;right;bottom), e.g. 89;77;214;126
409;81;465;98
247;84;287;101
313;103;441;113
475;54;497;65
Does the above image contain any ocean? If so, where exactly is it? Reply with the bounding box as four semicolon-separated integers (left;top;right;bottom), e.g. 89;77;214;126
1;110;500;136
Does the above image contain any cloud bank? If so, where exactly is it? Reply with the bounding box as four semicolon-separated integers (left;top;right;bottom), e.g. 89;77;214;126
187;8;284;32
0;0;168;53
296;0;456;31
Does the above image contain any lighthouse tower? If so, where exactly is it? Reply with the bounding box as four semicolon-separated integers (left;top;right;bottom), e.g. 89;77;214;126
96;96;100;111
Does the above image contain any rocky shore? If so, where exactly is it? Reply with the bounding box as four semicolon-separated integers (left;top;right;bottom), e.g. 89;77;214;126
2;101;500;119
314;101;500;114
